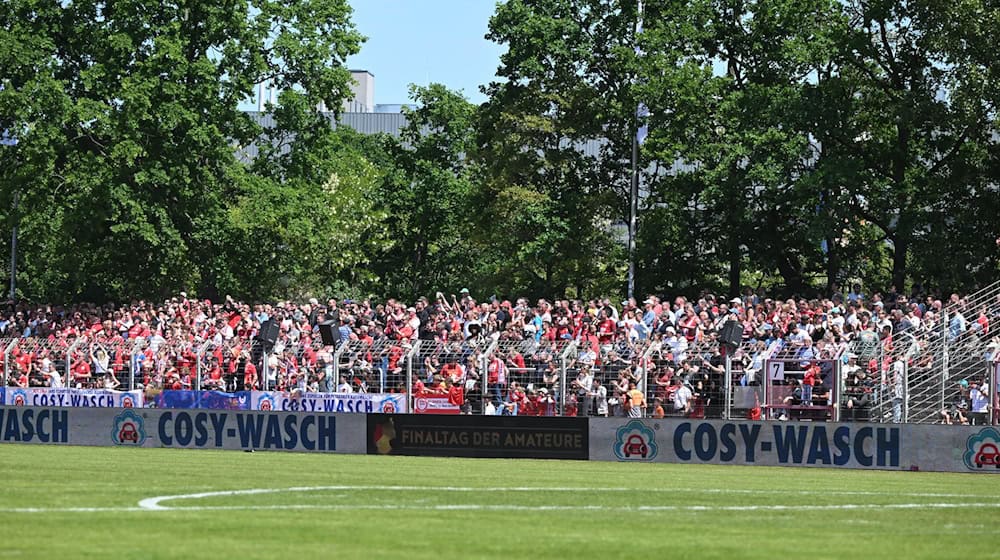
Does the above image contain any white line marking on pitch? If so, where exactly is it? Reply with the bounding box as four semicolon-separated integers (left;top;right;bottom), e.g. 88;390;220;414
139;485;1000;510
0;485;996;514
136;485;997;510
1;503;998;514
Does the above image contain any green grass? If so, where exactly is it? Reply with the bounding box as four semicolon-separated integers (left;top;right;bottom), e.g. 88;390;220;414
1;445;998;559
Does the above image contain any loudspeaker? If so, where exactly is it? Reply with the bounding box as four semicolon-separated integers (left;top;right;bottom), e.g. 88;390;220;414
719;320;742;348
318;321;340;347
257;320;279;351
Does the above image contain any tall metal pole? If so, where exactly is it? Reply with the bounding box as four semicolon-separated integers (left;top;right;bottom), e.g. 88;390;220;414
628;138;638;300
9;190;18;301
724;352;732;420
627;0;643;300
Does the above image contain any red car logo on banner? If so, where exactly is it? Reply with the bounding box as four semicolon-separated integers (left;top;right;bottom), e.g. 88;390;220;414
974;443;1000;468
623;434;648;458
118;422;139;444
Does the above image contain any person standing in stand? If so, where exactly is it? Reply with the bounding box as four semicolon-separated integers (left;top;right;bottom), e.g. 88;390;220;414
651;396;665;418
625;381;646;418
573;367;594;417
447;380;468;414
593;378;608;417
969;375;991;425
537;388;557;416
802;361;819;405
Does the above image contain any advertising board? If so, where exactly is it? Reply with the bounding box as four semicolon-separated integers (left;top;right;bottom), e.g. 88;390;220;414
0;406;366;454
4;387;143;408
412;395;460;415
251;391;407;413
367;413;588;459
590;417;1000;473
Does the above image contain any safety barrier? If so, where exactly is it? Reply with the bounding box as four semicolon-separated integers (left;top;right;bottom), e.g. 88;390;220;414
2;403;999;473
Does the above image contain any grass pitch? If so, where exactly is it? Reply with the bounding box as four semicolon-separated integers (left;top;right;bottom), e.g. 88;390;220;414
1;445;998;559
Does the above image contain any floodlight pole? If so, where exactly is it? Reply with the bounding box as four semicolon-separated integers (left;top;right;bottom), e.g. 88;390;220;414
627;0;644;301
9;190;18;301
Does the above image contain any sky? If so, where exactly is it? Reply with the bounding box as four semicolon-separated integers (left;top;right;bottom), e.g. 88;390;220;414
345;1;506;106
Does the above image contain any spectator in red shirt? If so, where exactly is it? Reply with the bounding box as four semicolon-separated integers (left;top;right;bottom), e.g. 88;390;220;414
446;380;467;414
803;361;819;405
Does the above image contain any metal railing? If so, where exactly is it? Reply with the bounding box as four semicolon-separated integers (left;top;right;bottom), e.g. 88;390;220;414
1;306;997;424
906;280;1000;423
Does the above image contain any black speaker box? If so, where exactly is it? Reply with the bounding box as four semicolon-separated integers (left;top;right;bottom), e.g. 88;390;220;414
719;320;742;348
257;320;279;351
318;321;340;347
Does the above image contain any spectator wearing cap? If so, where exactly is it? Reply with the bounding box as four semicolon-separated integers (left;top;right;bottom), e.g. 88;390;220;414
940;379;970;424
663;326;687;363
969;376;990;425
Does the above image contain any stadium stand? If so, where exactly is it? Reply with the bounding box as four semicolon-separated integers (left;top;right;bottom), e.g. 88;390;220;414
1;283;997;423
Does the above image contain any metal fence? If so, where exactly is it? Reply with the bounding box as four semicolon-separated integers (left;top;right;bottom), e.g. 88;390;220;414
1;318;998;425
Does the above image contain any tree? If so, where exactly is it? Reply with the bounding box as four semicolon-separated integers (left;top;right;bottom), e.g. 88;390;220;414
479;0;632;298
221;128;392;300
369;84;479;299
637;0;839;295
0;0;364;301
818;0;1000;292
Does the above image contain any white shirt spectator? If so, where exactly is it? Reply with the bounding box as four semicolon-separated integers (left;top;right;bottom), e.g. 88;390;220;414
971;383;990;413
47;371;63;388
595;383;608;415
674;384;693;411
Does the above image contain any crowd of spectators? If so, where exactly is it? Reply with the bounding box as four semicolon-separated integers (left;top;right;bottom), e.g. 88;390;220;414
1;283;996;421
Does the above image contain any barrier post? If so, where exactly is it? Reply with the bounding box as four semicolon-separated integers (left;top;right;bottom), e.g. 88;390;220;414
196;340;211;392
479;338;499;415
66;338;82;386
833;355;842;422
559;341;578;416
2;339;16;386
992;361;999;425
405;340;420;411
638;341;657;398
333;340;349;391
261;350;270;392
941;309;949;415
900;359;908;424
724;352;732;420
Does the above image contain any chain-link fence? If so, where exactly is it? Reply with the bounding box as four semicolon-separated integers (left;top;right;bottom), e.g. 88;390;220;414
335;338;416;394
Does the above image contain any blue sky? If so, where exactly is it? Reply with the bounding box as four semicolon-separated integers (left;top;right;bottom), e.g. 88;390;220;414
345;1;506;105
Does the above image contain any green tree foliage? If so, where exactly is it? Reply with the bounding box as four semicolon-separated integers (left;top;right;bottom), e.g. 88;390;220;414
2;0;998;304
477;0;628;298
0;0;363;301
370;84;479;299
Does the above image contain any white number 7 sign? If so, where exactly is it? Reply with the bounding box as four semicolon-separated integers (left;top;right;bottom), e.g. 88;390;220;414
768;361;785;381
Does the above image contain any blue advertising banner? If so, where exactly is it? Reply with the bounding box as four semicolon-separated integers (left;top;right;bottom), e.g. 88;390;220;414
0;406;367;453
250;391;407;414
4;387;142;408
589;417;1000;473
154;391;251;410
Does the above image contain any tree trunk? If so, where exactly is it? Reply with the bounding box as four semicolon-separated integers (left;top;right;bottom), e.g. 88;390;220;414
777;254;804;296
891;236;908;293
727;236;741;297
824;238;840;294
